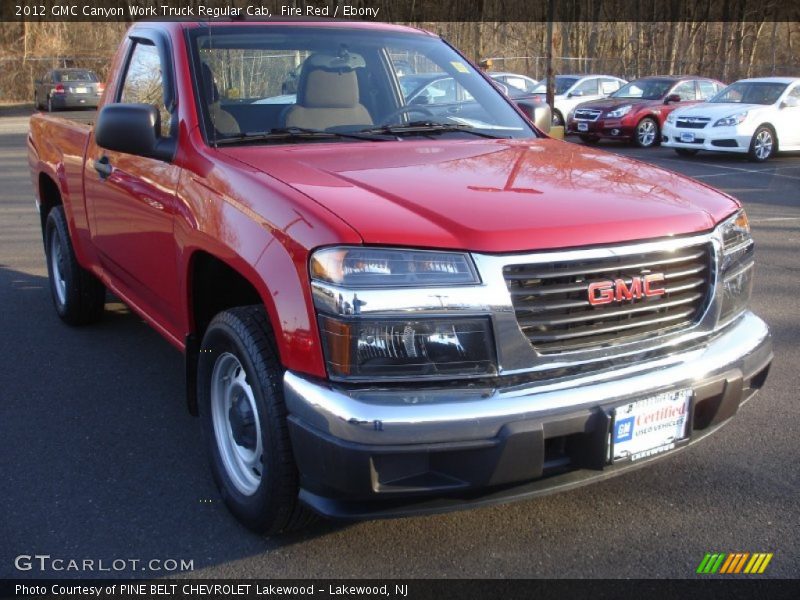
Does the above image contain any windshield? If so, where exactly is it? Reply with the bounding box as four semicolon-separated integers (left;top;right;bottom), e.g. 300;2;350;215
189;26;535;145
532;76;579;95
56;70;97;83
612;79;674;100
710;82;788;105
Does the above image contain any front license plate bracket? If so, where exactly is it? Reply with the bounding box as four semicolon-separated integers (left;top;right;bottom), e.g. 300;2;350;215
610;389;692;463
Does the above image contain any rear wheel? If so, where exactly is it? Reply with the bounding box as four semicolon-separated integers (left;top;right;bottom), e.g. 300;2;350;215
579;134;600;144
675;148;699;157
749;126;775;162
634;117;659;148
47;96;54;112
44;206;105;325
198;305;315;534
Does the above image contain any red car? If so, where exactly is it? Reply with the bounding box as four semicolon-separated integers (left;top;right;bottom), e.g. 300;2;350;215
567;76;725;147
28;22;770;533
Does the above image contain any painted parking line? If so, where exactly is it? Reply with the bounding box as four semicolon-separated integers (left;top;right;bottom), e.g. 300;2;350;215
690;171;800;181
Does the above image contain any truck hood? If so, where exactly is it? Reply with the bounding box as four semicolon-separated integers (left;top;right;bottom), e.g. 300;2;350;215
220;138;738;252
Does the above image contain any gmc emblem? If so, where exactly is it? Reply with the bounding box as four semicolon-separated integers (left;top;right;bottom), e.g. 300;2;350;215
588;273;666;306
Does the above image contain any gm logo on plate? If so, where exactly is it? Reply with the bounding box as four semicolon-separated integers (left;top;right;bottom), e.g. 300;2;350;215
614;416;635;443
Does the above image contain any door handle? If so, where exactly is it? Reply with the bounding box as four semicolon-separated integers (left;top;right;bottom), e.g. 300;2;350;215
93;156;112;179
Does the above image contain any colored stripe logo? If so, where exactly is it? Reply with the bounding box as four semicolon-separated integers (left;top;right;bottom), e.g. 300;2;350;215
696;552;773;574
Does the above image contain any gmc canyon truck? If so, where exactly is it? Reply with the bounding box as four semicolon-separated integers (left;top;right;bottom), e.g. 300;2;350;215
28;21;772;534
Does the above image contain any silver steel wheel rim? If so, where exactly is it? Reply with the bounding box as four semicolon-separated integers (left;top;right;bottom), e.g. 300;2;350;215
210;352;263;496
50;229;67;305
754;130;772;160
638;120;656;146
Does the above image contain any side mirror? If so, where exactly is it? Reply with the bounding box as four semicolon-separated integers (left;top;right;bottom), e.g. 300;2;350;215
95;103;175;162
664;94;682;104
410;94;431;106
515;99;551;133
780;97;799;108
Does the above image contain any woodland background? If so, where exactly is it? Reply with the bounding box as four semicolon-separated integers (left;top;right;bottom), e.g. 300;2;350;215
1;15;798;102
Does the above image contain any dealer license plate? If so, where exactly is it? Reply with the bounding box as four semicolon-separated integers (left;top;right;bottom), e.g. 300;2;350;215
611;389;691;462
577;122;589;132
73;86;88;94
680;132;695;143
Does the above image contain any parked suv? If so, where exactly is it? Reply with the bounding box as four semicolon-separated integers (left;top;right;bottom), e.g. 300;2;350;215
567;76;725;147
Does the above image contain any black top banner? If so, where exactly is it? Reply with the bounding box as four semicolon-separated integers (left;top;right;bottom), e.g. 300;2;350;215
1;0;799;22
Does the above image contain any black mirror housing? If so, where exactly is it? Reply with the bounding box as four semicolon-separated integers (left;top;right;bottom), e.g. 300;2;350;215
95;103;175;162
664;94;682;104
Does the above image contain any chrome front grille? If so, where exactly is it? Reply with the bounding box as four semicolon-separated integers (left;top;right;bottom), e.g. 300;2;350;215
503;243;712;354
676;117;710;129
574;108;602;121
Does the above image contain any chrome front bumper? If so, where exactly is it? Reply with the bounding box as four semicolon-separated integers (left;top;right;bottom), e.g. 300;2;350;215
284;311;771;446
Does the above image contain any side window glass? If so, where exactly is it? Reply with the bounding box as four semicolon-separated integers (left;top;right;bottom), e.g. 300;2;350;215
698;81;717;100
672;81;697;101
120;42;170;137
575;78;599;95
600;78;621;94
788;86;800;100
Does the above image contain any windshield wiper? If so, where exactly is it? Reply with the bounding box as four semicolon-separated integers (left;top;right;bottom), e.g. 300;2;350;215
358;121;510;139
213;126;391;146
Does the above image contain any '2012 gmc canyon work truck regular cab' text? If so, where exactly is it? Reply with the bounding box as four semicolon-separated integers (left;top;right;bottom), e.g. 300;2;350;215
28;21;772;533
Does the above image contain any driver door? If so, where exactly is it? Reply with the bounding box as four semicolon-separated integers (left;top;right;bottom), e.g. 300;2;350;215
84;36;183;334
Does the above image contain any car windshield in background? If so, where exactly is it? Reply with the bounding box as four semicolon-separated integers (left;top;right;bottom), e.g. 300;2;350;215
56;70;97;82
612;79;674;100
532;77;579;95
710;82;788;105
189;26;535;145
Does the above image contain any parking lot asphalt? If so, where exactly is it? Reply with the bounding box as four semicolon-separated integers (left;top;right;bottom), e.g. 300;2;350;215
1;108;798;579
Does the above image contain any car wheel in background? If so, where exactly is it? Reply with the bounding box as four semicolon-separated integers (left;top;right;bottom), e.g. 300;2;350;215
552;110;564;127
749;126;775;162
674;148;699;157
44;206;106;325
634;117;659;148
579;134;600;144
47;96;54;112
198;305;316;534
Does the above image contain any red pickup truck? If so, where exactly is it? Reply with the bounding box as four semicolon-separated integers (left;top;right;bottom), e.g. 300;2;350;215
28;21;772;534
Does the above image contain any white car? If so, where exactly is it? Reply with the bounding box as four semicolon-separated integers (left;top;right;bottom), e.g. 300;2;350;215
663;77;800;161
530;74;627;126
489;72;538;93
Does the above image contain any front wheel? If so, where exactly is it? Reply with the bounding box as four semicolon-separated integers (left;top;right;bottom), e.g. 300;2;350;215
634;117;659;148
198;306;315;534
675;148;699;157
749;126;775;162
44;206;105;325
552;110;564;127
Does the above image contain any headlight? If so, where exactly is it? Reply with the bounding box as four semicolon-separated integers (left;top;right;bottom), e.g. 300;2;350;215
717;209;754;324
310;246;495;381
606;105;632;118
310;246;479;287
665;113;677;125
319;316;496;380
713;112;748;127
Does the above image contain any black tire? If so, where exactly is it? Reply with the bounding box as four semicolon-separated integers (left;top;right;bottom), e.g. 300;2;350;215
675;148;699;157
44;206;105;325
47;96;54;112
633;117;659;148
552;110;564;127
198;305;316;534
34;93;40;110
579;134;600;144
748;125;776;162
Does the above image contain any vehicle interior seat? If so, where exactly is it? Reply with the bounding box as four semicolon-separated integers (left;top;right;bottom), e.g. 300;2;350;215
283;53;373;130
201;63;240;135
